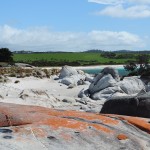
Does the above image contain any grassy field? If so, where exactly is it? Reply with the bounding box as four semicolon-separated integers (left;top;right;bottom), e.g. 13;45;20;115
13;52;135;66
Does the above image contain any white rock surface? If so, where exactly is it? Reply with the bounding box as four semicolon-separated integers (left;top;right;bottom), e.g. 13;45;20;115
89;74;117;94
59;65;78;78
118;76;146;94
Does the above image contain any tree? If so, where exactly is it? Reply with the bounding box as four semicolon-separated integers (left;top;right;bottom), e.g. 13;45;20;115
0;48;13;62
124;54;150;76
124;62;137;72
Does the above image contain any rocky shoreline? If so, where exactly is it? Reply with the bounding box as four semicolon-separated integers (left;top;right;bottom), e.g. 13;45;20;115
0;64;150;149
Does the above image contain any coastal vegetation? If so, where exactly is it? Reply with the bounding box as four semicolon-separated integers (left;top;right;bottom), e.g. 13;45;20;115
13;52;137;66
0;48;13;62
124;54;150;76
1;48;150;69
13;51;150;67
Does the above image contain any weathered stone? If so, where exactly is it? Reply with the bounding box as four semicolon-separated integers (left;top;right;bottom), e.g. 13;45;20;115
68;83;76;89
91;86;124;100
77;79;84;85
0;102;150;150
101;94;150;118
77;69;85;75
89;74;117;95
117;76;145;94
78;89;90;98
59;65;78;78
101;67;120;81
62;98;76;103
61;76;76;86
61;74;85;86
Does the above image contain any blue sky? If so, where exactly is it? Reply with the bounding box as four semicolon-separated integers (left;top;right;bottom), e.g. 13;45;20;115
0;0;150;51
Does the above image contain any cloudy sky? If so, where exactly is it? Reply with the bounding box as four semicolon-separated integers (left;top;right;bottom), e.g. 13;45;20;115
0;0;150;51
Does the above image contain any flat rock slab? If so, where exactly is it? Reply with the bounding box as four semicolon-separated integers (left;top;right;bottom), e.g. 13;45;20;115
0;102;150;150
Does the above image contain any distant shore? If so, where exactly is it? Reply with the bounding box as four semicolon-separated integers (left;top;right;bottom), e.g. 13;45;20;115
73;65;124;70
43;64;124;70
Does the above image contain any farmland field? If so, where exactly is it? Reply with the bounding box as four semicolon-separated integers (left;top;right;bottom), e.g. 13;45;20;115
13;52;135;66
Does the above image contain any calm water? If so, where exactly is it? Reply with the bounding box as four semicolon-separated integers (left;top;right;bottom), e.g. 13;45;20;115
82;68;129;76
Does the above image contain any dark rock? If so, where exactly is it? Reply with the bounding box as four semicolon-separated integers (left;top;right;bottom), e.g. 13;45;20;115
47;136;57;141
101;67;120;82
101;94;150;118
0;129;13;133
3;136;13;139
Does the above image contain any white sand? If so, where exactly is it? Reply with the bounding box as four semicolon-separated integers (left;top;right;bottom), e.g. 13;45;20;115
73;65;124;70
1;65;124;112
0;76;103;112
43;65;124;70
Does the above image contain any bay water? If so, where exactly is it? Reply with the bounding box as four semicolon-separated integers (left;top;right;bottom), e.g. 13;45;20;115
82;68;129;76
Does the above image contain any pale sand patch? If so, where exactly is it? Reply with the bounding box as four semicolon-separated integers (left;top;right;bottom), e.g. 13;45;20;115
73;65;124;70
42;65;124;70
0;76;98;111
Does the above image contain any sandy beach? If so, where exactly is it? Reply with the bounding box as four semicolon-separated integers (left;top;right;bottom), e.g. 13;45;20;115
43;64;124;70
0;64;126;112
0;74;104;113
1;65;150;150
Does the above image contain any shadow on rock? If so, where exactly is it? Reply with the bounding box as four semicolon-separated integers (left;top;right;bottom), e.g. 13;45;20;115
100;93;150;118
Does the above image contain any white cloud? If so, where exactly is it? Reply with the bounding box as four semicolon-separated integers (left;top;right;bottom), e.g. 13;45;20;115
128;0;150;5
88;0;124;5
88;0;150;18
0;25;145;51
89;0;150;5
98;5;150;18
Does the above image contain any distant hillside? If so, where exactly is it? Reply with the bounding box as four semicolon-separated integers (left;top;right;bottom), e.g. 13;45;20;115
84;49;150;54
114;50;150;54
13;49;150;54
84;50;104;53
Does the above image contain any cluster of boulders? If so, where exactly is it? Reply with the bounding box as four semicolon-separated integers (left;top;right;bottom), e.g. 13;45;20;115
58;65;93;88
58;66;147;100
1;64;150;118
78;67;146;100
85;67;150;118
58;65;150;118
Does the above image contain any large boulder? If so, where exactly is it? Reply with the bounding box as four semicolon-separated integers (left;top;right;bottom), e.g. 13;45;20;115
59;65;78;79
101;67;120;82
117;76;146;95
91;86;124;100
89;74;117;95
0;102;150;150
101;93;150;118
87;67;146;100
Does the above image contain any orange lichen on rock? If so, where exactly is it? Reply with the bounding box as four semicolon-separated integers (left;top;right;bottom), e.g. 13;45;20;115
91;124;113;133
117;134;128;140
41;117;113;133
1;102;150;137
58;111;119;125
103;114;150;134
120;116;150;134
